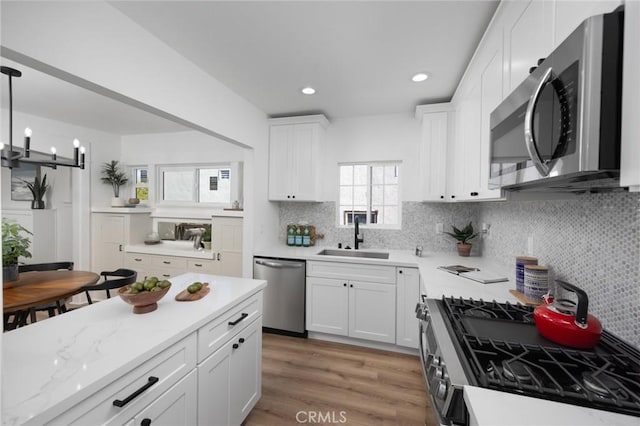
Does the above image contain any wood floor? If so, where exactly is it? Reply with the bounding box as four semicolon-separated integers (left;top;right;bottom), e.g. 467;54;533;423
243;333;438;426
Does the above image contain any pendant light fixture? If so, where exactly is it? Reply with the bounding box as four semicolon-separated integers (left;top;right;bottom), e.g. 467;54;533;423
1;65;86;169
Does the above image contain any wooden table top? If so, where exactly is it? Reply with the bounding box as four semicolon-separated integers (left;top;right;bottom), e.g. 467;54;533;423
3;270;100;311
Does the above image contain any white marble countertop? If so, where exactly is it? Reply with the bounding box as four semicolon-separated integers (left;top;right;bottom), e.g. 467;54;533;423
91;207;152;214
464;387;639;426
126;240;215;259
2;273;266;426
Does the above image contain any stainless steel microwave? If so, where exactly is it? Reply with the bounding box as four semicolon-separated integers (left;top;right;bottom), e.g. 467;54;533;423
489;7;624;192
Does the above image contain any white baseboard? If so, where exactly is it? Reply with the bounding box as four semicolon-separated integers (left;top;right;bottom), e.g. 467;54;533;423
307;331;419;356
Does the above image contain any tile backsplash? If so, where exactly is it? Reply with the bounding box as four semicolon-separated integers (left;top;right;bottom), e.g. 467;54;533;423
279;193;640;347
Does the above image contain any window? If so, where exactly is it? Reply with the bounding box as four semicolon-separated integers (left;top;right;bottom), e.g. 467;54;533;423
132;166;149;202
157;163;241;206
339;162;400;227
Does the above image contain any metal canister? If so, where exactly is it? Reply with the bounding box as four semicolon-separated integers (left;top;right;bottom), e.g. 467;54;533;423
516;256;538;293
524;265;550;301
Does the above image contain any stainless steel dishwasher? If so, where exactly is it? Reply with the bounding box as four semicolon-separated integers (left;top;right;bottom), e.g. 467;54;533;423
253;257;307;337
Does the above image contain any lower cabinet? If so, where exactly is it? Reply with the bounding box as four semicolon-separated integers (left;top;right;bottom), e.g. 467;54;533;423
198;317;262;426
131;370;197;426
306;261;397;344
395;267;420;349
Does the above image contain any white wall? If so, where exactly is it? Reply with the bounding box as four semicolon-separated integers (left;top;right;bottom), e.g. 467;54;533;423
320;112;422;202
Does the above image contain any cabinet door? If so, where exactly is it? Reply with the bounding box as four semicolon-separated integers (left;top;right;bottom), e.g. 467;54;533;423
306;277;348;336
268;125;293;200
396;268;420;348
554;0;621;46
213;216;243;277
419;111;449;201
348;281;396;344
460;81;482;201
289;123;318;201
229;318;262;425
92;214;125;273
134;370;197;426
198;332;232;426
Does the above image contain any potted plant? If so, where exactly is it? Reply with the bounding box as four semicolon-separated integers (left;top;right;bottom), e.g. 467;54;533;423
202;226;212;250
445;222;478;257
2;219;32;282
101;160;129;207
22;173;49;209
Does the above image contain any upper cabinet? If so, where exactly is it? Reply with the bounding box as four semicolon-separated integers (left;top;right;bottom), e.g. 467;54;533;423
268;115;329;202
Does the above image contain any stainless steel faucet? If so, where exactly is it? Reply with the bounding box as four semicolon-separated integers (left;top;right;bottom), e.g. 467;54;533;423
354;216;364;250
184;228;204;250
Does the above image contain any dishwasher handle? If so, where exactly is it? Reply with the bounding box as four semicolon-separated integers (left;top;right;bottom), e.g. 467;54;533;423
255;259;303;269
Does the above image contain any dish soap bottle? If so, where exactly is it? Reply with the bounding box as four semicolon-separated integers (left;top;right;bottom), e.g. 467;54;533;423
287;224;296;246
302;225;311;247
295;224;303;246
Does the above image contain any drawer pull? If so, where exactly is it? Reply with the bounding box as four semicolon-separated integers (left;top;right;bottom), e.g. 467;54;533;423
135;258;142;262
228;312;248;326
194;263;203;267
233;343;239;349
113;376;159;408
162;274;170;278
238;337;245;344
217;253;221;261
141;419;152;426
163;261;171;264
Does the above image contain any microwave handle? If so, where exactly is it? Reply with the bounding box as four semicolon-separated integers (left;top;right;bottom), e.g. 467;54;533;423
524;67;553;176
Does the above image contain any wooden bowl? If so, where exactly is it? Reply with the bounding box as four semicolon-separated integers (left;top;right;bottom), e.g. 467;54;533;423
118;284;171;314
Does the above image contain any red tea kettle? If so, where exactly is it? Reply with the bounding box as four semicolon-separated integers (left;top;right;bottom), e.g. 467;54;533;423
534;280;602;349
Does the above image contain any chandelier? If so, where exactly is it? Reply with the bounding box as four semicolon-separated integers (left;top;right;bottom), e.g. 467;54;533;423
1;66;86;169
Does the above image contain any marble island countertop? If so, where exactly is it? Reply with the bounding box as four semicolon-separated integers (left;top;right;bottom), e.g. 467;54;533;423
2;273;266;426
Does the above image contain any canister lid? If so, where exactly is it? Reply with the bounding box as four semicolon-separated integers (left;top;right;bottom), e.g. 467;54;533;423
524;264;548;271
516;256;538;262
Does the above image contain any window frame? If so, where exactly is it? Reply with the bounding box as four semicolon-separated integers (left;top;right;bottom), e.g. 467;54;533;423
337;161;402;230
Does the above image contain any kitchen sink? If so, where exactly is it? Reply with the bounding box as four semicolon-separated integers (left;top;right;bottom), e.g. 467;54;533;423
316;249;389;259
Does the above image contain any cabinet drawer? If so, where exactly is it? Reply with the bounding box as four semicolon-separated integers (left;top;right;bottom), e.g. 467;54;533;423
307;261;396;284
50;333;197;425
151;256;187;270
187;259;219;274
197;292;263;363
125;253;154;268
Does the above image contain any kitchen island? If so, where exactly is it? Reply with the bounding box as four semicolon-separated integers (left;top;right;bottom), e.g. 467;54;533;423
2;272;267;426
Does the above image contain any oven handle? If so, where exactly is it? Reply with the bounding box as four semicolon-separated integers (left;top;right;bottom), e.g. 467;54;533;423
524;67;553;176
418;318;429;384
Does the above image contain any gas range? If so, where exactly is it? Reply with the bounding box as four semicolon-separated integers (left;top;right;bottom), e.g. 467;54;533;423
416;296;640;425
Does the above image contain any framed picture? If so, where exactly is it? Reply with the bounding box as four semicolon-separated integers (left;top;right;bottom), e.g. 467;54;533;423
11;163;40;201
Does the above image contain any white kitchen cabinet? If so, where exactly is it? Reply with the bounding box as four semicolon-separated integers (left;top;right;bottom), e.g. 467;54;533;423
212;215;243;277
396;267;420;349
415;104;455;202
621;0;640;191
268;115;329;202
2;209;56;263
198;317;262;426
91;211;151;274
306;261;396;344
133;370;197;426
553;0;622;46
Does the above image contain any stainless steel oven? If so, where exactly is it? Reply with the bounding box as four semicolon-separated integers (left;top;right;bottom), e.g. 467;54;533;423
489;7;624;192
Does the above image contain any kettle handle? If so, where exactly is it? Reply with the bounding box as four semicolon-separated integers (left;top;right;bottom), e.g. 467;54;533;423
555;280;589;327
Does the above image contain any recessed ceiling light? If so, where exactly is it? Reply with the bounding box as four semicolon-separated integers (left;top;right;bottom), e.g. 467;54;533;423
412;73;429;82
301;87;316;95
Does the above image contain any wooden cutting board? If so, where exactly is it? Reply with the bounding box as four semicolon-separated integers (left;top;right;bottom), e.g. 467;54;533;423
509;289;542;306
175;283;210;302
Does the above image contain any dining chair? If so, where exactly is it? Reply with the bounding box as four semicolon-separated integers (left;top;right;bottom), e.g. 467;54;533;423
81;268;137;305
18;261;75;323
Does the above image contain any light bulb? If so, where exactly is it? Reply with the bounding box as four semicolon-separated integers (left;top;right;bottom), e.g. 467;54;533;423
411;73;429;82
301;87;316;95
73;139;80;148
24;127;32;137
0;142;5;150
51;147;57;154
80;146;86;154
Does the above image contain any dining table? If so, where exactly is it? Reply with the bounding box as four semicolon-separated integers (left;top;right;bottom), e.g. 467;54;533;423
3;270;100;329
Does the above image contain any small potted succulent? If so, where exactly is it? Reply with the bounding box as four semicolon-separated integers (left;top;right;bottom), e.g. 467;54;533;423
2;219;32;282
445;222;478;257
101;160;129;207
23;173;49;209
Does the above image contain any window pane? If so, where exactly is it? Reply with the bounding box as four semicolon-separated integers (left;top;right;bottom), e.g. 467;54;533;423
383;205;399;225
353;185;367;205
385;165;399;184
371;166;384;185
340;165;353;186
371;185;384;204
384;185;399;205
163;170;194;201
339;186;353;205
136;168;148;184
199;168;231;203
353;165;368;185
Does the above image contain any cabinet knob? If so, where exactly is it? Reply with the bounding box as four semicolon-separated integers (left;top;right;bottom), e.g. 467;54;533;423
343;283;347;287
141;419;152;426
451;195;455;199
233;343;239;349
292;195;296;199
287;195;291;198
470;192;479;197
217;253;221;261
239;338;245;344
440;195;444;199
350;284;353;288
399;270;403;274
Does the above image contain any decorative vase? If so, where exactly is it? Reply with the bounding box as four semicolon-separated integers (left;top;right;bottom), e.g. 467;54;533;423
31;200;45;209
3;265;19;282
111;197;125;207
457;243;472;257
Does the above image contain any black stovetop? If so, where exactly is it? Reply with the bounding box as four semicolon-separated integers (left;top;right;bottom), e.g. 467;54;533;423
441;296;640;418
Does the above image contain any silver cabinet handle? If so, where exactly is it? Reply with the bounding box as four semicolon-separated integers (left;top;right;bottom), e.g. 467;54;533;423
524;67;553;176
255;259;302;269
217;253;221;261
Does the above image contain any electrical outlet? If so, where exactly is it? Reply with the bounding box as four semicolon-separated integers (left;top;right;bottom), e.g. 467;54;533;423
436;223;444;234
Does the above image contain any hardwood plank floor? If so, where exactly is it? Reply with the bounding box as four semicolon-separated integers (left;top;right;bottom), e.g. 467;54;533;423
243;333;439;426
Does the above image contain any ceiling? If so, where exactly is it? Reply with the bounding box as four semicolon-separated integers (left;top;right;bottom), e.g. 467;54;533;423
1;1;499;135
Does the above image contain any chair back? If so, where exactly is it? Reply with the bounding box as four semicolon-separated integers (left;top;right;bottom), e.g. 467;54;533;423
19;262;74;273
82;268;138;304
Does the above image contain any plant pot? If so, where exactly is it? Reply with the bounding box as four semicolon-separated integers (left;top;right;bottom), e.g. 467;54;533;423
111;197;125;207
457;243;472;257
203;242;212;250
31;200;45;209
3;265;19;282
